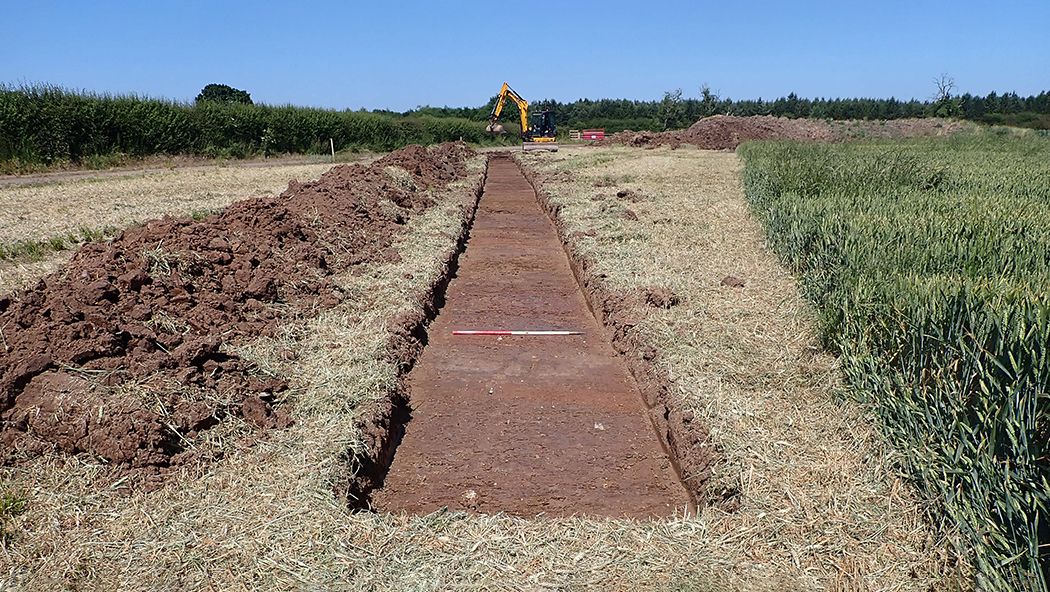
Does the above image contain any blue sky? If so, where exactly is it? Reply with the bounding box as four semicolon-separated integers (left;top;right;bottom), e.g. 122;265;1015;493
3;1;1048;111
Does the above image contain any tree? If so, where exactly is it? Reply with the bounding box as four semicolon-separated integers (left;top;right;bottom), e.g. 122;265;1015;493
658;88;685;130
195;83;253;105
932;73;960;117
698;84;722;118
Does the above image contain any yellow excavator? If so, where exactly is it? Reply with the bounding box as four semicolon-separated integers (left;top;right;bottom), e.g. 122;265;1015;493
486;82;558;151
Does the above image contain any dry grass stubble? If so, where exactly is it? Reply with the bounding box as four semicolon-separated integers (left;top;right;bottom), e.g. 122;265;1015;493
1;148;967;591
0;158;469;588
0;157;717;592
518;146;968;590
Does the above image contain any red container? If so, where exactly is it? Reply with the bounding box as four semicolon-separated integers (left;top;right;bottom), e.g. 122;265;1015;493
581;129;605;140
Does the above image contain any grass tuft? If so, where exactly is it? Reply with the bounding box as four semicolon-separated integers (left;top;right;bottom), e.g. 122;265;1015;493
0;225;118;262
0;490;28;546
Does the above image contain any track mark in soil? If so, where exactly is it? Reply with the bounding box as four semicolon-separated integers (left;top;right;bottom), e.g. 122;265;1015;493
370;155;692;518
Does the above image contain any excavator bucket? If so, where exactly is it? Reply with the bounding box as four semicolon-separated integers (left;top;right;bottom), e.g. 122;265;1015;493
486;123;506;135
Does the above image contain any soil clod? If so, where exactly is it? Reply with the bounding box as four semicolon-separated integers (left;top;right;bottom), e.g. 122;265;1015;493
641;287;680;309
720;275;745;288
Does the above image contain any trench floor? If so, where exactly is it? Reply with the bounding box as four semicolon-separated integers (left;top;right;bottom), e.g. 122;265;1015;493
372;156;690;517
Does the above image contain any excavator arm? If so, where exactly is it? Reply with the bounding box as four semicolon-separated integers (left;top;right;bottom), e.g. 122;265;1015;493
487;82;530;137
485;82;557;150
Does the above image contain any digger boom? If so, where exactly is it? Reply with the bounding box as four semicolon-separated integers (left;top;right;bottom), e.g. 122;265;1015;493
488;82;531;139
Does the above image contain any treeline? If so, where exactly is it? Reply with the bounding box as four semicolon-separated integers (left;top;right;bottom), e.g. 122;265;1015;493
0;85;492;170
5;84;1049;171
413;89;1050;132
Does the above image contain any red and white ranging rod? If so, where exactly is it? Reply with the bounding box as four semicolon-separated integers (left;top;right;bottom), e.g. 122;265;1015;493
452;330;582;336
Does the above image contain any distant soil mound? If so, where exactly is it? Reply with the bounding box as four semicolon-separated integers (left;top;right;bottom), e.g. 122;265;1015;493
608;115;968;149
0;142;476;482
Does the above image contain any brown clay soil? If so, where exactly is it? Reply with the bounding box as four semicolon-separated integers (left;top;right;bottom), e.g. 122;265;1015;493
371;155;692;518
608;115;968;149
0;142;475;481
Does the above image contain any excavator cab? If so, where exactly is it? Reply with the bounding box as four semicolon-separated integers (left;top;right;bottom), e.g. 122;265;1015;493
527;110;557;142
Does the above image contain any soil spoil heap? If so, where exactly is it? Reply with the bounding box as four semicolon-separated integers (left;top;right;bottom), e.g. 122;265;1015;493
0;142;475;481
609;115;967;149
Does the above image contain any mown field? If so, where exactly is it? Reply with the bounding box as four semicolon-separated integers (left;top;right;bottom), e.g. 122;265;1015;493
740;129;1050;590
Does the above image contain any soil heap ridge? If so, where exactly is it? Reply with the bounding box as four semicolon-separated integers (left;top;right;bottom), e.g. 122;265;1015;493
0;142;476;481
608;114;967;149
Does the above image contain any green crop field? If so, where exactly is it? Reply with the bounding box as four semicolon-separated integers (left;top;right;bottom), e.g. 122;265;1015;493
740;130;1050;590
0;86;493;172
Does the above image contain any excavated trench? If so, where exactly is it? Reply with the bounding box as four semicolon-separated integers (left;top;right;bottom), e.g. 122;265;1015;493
347;154;699;518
